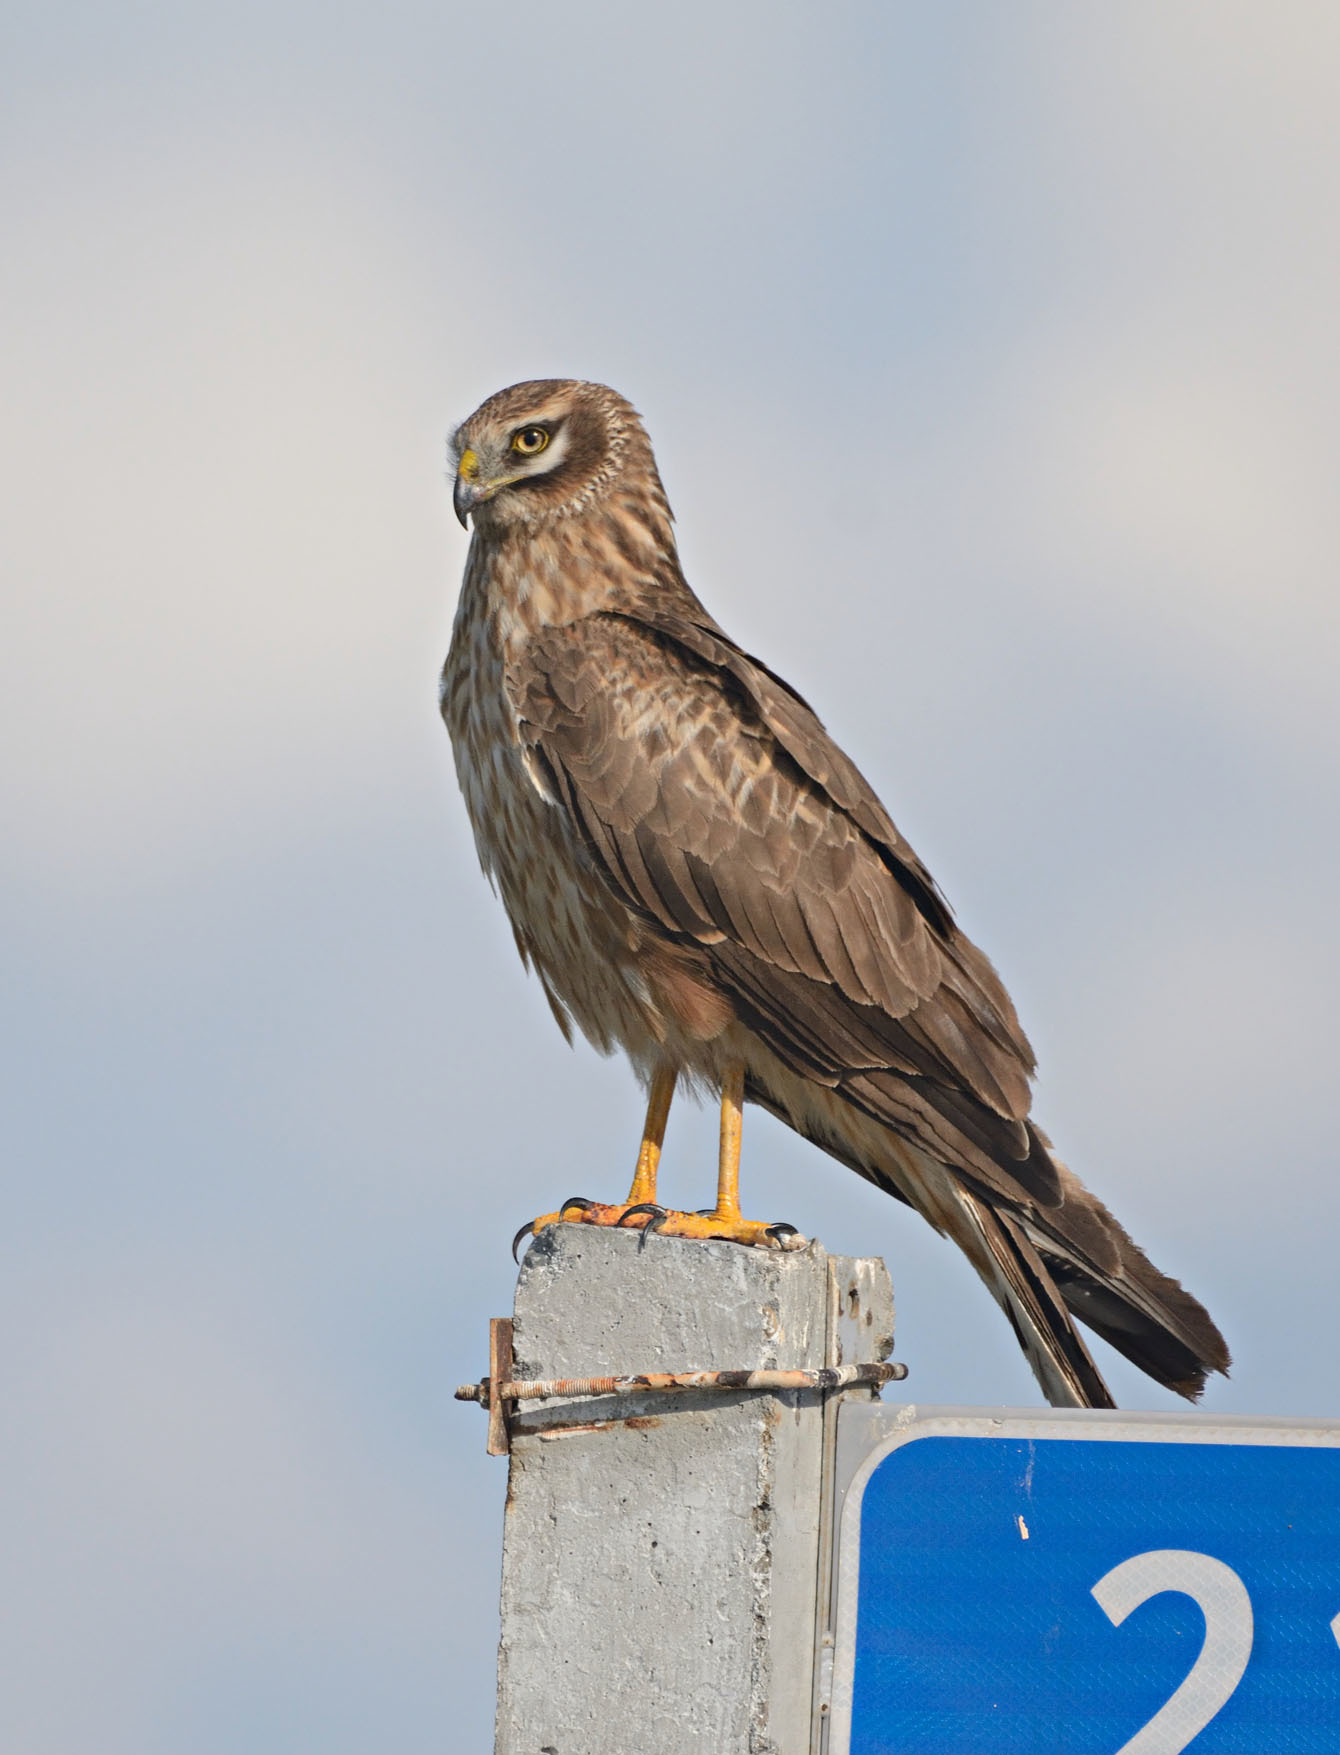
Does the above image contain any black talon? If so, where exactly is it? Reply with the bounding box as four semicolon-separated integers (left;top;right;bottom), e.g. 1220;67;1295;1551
619;1202;669;1248
766;1222;800;1244
634;1203;670;1249
511;1220;536;1263
617;1201;666;1230
559;1196;596;1217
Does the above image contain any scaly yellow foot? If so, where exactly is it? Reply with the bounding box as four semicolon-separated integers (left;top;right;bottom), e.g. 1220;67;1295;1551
512;1197;804;1260
626;1203;806;1250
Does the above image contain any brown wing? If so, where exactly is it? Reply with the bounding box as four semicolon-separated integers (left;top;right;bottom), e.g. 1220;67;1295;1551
509;609;1064;1213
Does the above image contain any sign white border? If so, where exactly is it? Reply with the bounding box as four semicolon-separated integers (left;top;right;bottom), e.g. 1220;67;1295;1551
825;1403;1340;1755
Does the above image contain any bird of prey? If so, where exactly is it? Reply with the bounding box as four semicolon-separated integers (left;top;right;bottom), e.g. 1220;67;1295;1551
441;378;1229;1410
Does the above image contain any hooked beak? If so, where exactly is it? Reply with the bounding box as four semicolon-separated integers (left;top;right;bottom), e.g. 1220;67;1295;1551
453;473;483;528
453;446;487;528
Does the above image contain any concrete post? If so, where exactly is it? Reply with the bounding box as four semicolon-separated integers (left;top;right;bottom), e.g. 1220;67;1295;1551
492;1223;895;1755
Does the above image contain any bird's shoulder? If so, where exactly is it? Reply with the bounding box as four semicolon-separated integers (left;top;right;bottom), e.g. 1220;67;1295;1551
508;603;951;924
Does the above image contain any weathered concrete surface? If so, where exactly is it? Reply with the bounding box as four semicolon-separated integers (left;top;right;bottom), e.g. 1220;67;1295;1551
494;1224;893;1755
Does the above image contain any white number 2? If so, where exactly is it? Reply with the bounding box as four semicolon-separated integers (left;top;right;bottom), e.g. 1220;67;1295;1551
1091;1550;1254;1753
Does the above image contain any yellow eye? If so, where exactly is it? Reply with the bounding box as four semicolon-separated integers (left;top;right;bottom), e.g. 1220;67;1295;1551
511;426;550;455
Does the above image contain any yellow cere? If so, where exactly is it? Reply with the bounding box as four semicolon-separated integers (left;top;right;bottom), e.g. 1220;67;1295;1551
458;448;480;481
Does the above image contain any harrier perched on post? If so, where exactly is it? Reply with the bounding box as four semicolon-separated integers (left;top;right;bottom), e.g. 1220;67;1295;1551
441;378;1229;1410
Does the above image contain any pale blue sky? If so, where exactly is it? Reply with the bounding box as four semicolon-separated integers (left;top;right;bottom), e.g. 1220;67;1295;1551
4;5;1339;1749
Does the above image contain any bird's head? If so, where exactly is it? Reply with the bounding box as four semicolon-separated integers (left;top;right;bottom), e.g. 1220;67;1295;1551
449;379;663;534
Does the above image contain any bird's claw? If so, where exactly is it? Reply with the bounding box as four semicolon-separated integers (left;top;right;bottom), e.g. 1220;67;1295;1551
511;1219;536;1263
618;1202;668;1248
617;1201;666;1229
512;1197;598;1262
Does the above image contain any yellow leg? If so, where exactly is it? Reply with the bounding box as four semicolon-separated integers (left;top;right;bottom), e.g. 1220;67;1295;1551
624;1066;677;1207
513;1059;804;1258
714;1060;746;1220
641;1059;798;1244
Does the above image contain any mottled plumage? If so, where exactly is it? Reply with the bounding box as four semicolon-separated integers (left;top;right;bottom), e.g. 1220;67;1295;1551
441;378;1229;1409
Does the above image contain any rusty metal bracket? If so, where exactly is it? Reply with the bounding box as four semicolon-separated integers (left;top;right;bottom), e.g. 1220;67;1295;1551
456;1316;908;1456
480;1316;515;1456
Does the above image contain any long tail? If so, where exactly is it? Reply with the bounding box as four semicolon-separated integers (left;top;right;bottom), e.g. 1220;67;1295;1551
757;1083;1230;1409
1006;1126;1231;1403
894;1126;1229;1408
941;1180;1117;1408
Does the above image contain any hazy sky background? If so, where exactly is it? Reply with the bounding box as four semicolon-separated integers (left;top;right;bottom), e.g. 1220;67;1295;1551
4;4;1339;1750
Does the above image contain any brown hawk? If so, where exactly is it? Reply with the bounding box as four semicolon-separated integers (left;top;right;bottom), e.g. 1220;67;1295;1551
440;378;1229;1410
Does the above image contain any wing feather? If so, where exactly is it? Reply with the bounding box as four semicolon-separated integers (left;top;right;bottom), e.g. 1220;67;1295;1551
510;613;1045;1204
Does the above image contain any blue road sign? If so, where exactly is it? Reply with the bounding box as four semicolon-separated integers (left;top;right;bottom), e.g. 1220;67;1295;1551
827;1408;1340;1754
